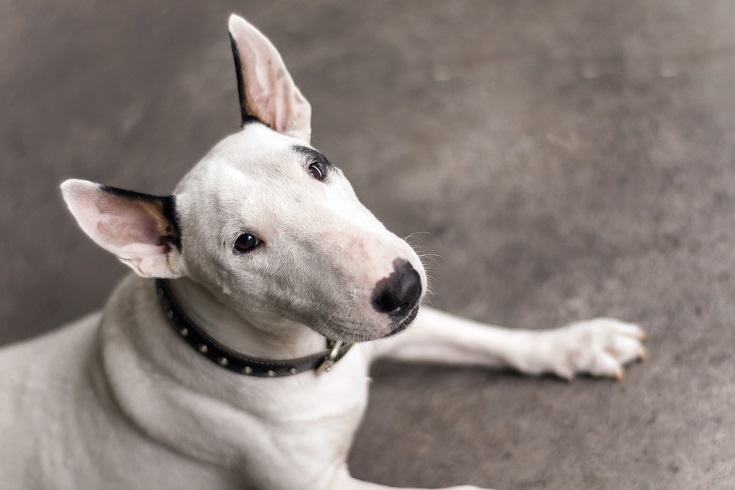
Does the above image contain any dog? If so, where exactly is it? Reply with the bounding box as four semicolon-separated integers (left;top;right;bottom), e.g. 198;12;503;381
0;14;647;490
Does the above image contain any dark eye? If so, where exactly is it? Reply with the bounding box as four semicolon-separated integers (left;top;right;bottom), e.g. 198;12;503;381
308;161;325;181
234;233;261;253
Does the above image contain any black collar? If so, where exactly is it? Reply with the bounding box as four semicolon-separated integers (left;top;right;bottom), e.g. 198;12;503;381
155;279;353;377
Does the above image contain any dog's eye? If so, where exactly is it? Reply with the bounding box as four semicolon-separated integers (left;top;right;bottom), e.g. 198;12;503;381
234;233;261;253
308;162;325;181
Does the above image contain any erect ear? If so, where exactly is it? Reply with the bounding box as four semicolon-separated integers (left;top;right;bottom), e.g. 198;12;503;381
228;14;312;142
60;179;184;278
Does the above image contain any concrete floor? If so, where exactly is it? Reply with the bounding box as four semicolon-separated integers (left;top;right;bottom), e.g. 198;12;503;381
1;1;734;488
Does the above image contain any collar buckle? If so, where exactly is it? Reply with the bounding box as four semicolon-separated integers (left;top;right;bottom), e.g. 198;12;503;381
317;340;345;374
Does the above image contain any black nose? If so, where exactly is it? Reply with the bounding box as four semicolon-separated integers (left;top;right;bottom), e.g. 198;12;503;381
372;259;422;318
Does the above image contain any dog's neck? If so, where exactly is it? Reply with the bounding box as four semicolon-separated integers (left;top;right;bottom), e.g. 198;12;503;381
168;277;326;360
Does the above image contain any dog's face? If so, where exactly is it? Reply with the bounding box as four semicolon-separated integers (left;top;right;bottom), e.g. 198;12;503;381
174;123;425;341
61;15;425;342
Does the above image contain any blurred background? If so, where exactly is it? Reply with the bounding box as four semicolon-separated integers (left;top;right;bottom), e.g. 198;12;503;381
2;1;735;488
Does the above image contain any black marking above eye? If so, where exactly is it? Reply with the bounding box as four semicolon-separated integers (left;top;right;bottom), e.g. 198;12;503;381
293;145;334;182
233;233;261;253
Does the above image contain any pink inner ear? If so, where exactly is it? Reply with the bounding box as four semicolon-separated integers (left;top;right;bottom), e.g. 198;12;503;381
229;14;311;141
244;45;311;138
65;182;169;257
62;179;181;278
94;196;169;256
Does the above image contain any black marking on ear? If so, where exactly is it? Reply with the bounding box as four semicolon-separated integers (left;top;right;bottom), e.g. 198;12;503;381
100;185;182;250
229;33;262;128
162;195;182;250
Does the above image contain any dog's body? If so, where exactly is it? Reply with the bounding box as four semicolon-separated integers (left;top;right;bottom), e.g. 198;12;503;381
0;275;369;489
0;15;646;490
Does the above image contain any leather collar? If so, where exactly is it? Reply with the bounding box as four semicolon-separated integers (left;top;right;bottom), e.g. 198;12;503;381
155;279;353;377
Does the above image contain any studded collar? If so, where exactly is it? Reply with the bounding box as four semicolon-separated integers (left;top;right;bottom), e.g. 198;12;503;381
155;279;353;377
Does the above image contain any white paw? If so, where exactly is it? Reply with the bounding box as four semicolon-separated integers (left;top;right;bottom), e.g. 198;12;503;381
541;318;647;381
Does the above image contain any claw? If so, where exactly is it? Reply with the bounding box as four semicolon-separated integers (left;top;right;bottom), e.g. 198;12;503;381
614;369;625;382
556;368;575;382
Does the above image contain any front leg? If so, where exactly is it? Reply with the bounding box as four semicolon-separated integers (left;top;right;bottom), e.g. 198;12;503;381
370;307;647;380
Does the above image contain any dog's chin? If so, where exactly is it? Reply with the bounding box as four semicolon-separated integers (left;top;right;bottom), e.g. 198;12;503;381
319;305;420;343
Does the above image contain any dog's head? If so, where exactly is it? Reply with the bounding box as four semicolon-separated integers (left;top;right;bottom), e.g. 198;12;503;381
61;15;426;342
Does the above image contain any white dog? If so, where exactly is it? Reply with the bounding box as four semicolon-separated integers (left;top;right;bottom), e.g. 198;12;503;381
0;15;647;490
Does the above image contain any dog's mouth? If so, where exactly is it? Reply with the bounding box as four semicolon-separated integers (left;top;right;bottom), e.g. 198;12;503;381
317;304;420;343
381;304;420;338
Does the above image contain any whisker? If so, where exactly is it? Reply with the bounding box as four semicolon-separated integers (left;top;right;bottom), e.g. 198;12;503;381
403;231;432;242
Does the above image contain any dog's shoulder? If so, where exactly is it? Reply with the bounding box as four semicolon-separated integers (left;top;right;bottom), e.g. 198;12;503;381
0;311;102;393
0;310;102;470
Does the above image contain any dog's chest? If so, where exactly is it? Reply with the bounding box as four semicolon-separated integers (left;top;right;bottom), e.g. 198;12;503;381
99;277;374;488
230;347;371;488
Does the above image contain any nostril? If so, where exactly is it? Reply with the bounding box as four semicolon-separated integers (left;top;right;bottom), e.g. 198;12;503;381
374;289;404;315
372;259;422;318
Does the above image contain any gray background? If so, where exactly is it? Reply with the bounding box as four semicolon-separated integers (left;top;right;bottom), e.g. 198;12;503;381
1;1;733;489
